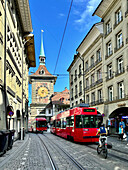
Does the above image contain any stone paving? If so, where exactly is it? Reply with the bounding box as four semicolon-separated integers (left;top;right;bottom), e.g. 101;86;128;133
0;132;128;170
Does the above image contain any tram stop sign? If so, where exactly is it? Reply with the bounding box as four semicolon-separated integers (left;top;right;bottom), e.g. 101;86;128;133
8;111;14;116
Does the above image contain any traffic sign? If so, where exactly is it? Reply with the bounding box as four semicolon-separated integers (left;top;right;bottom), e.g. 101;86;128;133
8;111;14;116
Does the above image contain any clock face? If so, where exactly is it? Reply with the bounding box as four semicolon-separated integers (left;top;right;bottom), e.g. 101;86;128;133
38;87;48;98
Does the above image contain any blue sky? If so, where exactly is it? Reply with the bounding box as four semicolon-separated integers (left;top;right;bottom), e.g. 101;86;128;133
28;0;102;104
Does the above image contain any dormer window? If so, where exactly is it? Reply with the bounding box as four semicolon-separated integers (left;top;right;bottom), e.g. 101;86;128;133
39;69;44;75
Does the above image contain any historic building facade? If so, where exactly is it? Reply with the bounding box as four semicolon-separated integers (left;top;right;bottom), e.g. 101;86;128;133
0;0;36;137
68;0;128;132
29;32;57;122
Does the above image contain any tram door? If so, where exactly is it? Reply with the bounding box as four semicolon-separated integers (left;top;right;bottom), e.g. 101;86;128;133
75;115;83;141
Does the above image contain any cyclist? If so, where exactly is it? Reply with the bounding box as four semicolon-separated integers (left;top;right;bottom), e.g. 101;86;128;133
96;123;108;147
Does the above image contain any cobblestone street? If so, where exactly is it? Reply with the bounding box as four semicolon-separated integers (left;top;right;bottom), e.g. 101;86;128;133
0;132;128;170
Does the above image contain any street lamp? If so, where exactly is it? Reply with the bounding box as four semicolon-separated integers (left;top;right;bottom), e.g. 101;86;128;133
21;35;33;140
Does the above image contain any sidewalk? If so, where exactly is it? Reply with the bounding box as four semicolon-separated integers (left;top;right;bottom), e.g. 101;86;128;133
0;133;29;168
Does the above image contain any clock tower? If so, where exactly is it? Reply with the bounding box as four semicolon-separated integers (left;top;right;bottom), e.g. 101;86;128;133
29;31;57;122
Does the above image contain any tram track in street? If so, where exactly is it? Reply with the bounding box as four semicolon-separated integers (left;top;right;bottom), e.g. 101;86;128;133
39;134;86;170
37;134;59;170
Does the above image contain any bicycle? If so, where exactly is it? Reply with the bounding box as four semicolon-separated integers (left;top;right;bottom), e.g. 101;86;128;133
97;137;108;159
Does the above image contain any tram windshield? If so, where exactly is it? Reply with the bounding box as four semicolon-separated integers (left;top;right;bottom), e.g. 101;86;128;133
76;115;98;128
36;121;47;127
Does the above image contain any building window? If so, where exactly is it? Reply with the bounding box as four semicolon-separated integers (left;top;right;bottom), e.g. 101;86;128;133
75;85;77;95
74;70;77;81
107;63;113;79
79;64;81;75
116;9;122;25
117;32;123;49
85;61;88;71
79;81;82;93
108;86;113;101
91;74;95;84
118;81;124;99
71;88;73;98
86;78;89;88
91;92;95;104
97;49;101;61
107;41;112;56
106;20;111;35
97;69;102;80
86;95;89;104
71;74;73;83
91;56;94;65
117;56;123;74
49;109;51;114
98;89;102;102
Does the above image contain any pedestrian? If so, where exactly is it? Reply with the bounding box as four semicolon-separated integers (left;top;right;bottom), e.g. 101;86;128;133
119;125;124;141
119;119;125;132
125;123;128;145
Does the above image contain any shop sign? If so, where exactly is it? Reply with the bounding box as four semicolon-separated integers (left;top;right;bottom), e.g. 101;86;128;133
122;116;128;119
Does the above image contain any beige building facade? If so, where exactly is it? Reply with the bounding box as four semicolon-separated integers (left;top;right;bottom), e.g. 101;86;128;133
0;0;36;137
68;0;128;131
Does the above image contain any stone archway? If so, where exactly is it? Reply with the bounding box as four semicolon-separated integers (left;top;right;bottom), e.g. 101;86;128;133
108;107;128;134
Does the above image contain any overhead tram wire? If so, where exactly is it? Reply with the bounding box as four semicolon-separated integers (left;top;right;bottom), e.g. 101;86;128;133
53;0;74;74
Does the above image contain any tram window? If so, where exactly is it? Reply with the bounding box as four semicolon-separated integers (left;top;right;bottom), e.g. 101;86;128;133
66;117;70;127
82;115;98;128
62;118;66;128
53;120;56;127
56;119;61;127
76;115;83;128
70;116;74;127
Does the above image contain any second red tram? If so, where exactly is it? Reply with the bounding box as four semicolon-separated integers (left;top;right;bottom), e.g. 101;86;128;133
50;104;100;142
36;117;47;133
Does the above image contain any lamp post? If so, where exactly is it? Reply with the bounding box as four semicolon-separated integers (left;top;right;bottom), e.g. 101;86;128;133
21;36;33;140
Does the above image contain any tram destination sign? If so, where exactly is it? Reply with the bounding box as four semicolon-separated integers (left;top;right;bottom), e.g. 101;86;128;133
83;109;95;112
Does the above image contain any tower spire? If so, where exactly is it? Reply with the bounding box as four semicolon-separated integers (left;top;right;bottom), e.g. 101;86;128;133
39;30;46;65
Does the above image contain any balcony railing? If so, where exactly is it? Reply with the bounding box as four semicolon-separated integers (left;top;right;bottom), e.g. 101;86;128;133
105;50;113;59
90;101;96;106
115;68;125;76
78;72;82;78
96;99;104;105
75;94;78;99
106;74;114;81
113;16;123;29
74;77;77;82
79;92;82;96
105;94;128;103
90;82;96;88
95;58;102;65
114;41;124;53
85;86;89;91
95;78;103;85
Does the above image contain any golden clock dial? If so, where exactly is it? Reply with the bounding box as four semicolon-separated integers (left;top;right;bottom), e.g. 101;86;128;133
38;87;48;97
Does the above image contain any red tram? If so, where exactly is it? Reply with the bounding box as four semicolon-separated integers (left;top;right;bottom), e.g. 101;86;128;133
36;117;47;133
50;104;100;142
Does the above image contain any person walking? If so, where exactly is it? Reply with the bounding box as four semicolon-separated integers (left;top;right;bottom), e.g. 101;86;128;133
119;125;124;141
119;119;125;132
125;123;128;145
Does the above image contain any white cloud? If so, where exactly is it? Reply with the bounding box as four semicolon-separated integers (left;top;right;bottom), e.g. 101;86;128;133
73;0;102;27
59;13;65;17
